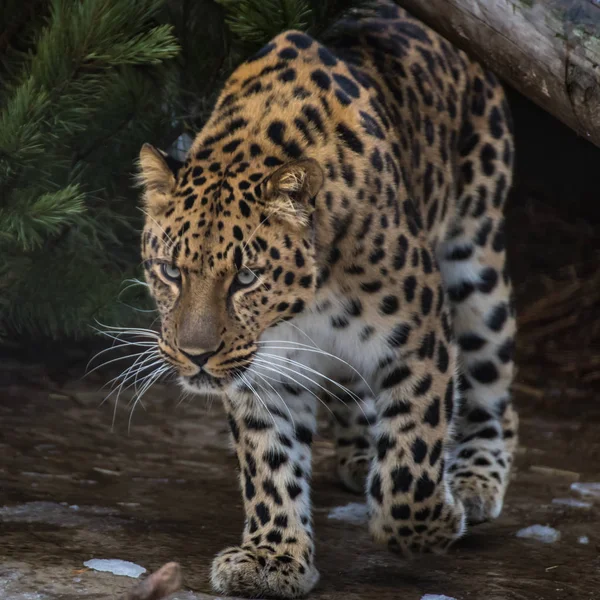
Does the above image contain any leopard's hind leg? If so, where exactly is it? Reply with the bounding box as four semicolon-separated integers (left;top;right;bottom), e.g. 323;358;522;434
322;383;377;494
437;67;517;524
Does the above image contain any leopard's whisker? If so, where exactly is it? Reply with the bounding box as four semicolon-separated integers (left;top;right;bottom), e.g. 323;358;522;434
86;342;140;373
132;352;166;394
253;372;296;429
86;348;156;377
176;387;194;408
122;277;149;288
131;362;169;405
239;373;280;432
281;320;321;351
249;362;337;421
93;320;160;336
118;281;149;299
252;357;346;408
101;356;163;411
127;354;164;386
257;353;368;421
92;329;158;347
95;330;159;341
129;361;175;415
100;352;161;393
128;364;172;433
258;355;370;427
257;341;374;394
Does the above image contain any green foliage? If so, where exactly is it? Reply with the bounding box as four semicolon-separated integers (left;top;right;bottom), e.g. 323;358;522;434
216;0;312;45
0;185;86;251
0;0;178;341
165;0;234;131
216;0;368;49
0;0;368;345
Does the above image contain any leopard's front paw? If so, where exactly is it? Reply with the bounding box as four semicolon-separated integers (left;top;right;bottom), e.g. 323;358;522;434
211;545;319;599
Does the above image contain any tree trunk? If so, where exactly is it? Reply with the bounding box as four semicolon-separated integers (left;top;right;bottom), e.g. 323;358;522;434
396;0;600;148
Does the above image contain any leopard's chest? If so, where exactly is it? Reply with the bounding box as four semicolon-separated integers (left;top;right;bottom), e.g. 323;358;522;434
253;291;388;390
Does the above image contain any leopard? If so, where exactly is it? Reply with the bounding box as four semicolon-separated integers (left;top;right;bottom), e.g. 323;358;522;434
136;2;517;597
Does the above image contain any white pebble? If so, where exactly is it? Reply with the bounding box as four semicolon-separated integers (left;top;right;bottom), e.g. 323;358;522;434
516;525;561;543
421;595;457;600
327;503;369;525
83;559;146;578
571;482;600;498
578;535;589;544
552;498;592;508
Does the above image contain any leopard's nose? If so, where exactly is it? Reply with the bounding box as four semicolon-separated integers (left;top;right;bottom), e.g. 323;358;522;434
182;350;215;368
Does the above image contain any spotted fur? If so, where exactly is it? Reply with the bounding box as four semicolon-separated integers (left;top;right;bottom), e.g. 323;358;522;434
138;2;517;597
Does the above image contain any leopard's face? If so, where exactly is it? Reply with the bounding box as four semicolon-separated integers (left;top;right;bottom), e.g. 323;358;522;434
139;146;323;394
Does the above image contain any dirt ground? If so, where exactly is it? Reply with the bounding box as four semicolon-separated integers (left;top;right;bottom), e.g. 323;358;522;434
1;358;599;600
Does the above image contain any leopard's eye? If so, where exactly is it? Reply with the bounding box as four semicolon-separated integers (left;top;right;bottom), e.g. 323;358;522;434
236;268;258;287
161;263;181;282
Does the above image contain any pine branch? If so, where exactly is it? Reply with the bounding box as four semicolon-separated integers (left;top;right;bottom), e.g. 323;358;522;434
0;0;179;195
0;77;50;177
0;0;181;341
216;0;311;47
0;185;86;251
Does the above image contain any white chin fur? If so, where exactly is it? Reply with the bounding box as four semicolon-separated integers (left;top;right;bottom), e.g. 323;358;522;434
179;375;224;396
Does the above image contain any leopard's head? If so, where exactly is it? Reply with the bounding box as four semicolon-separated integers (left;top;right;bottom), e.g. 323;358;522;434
138;143;324;394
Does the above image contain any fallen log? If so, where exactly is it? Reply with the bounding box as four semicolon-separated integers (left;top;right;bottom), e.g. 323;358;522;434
396;0;600;148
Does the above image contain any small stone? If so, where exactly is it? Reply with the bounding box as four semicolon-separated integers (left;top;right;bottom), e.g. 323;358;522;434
516;525;560;543
84;559;146;578
571;482;600;498
327;503;369;525
552;498;592;508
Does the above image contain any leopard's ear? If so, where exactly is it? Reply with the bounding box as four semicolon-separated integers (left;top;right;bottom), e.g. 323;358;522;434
137;144;182;216
265;159;324;227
